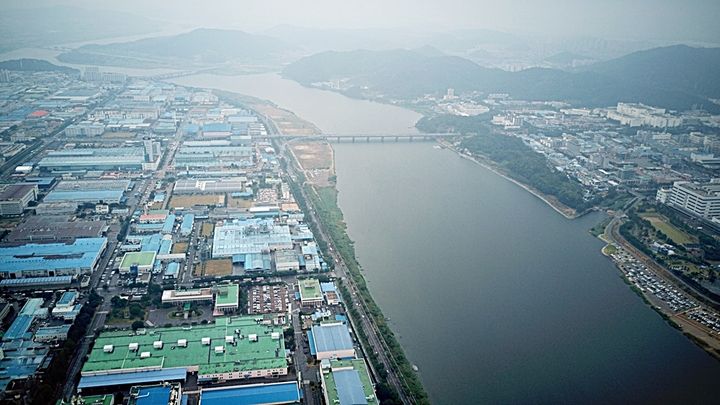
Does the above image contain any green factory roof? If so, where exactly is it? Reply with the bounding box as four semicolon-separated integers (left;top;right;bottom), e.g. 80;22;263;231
323;359;376;405
299;278;322;300
215;284;239;307
83;316;286;376
120;252;156;269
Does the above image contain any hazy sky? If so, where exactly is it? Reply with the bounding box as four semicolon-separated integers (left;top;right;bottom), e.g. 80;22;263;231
5;0;720;43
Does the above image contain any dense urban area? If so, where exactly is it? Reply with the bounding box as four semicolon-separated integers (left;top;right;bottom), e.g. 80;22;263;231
1;54;720;405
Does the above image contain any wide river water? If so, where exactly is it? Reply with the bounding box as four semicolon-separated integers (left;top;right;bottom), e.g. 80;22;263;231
167;73;720;404
0;49;714;402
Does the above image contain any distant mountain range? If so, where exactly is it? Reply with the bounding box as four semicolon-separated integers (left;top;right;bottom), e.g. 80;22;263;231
0;6;160;54
282;45;720;113
0;59;79;75
57;28;296;67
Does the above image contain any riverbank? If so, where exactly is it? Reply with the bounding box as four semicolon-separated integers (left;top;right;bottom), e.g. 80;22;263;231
438;138;578;219
603;222;720;361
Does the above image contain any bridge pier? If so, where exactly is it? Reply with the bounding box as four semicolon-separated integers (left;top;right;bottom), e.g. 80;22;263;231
337;136;341;142
381;136;384;142
409;136;413;142
395;136;399;142
352;137;355;143
366;136;370;142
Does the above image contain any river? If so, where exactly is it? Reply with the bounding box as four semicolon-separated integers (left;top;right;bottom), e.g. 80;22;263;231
168;73;720;404
3;48;719;402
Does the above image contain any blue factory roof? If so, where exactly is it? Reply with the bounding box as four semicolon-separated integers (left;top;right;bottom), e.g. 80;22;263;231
77;367;187;389
35;324;71;338
137;223;163;230
334;369;367;405
57;291;78;306
0;276;73;287
184;124;200;133
0;238;106;272
165;262;179;276
0;339;49;392
162;215;176;233
136;386;172;405
311;324;354;354
159;239;173;255
181;214;194;234
201;382;301;405
44;190;124;203
3;315;33;341
320;283;336;293
203;123;232;132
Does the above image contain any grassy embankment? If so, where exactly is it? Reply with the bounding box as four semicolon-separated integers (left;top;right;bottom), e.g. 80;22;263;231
284;149;429;405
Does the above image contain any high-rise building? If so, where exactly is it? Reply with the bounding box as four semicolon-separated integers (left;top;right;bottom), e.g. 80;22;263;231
84;67;102;82
0;70;10;83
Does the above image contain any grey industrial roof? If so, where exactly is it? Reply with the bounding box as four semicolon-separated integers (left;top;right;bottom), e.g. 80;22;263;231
311;324;354;354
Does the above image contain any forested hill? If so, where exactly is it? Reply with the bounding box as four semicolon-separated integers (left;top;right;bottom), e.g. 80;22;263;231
282;46;720;113
581;45;720;100
0;59;79;75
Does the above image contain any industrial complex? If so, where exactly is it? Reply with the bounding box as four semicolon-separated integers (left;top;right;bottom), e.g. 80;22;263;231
0;71;376;405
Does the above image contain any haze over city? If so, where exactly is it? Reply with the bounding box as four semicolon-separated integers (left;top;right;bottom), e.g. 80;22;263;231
3;0;720;42
1;1;720;405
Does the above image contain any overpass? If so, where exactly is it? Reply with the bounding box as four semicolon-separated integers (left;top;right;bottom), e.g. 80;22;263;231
276;133;454;142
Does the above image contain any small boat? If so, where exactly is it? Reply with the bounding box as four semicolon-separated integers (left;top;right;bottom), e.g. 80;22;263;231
412;365;419;372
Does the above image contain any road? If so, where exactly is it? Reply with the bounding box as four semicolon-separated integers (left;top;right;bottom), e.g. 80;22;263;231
278;138;412;404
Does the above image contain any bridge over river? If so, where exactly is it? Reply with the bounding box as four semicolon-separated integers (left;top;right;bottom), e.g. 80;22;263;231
275;133;454;142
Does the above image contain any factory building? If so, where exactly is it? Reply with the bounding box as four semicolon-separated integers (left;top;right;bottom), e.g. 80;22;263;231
212;219;292;258
308;322;356;361
320;359;377;405
0;238;107;278
298;278;323;307
80;316;287;386
0;184;38;216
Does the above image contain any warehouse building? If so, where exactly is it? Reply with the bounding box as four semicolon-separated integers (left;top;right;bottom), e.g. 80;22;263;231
0;276;73;290
3;215;106;244
38;148;146;172
0;184;38;216
180;214;194;236
308;322;356;361
274;249;300;272
173;179;245;194
0;238;107;278
212;219;292;258
80;316;287;385
35;325;72;342
320;359;377;405
201;382;301;405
